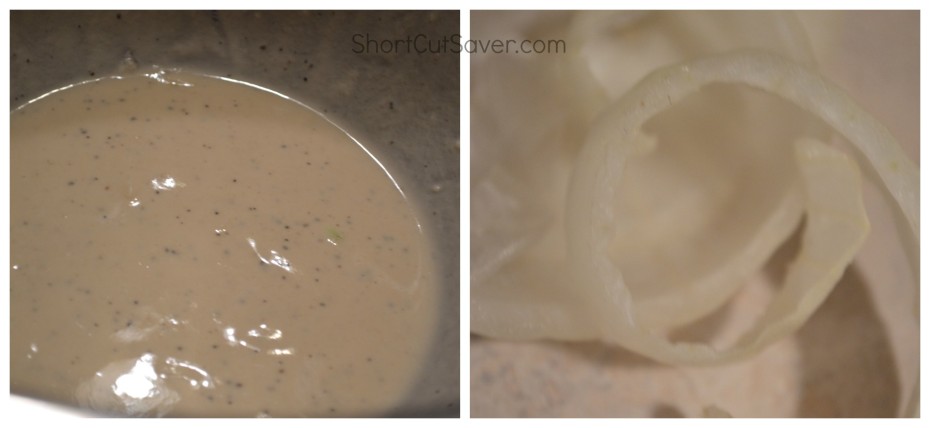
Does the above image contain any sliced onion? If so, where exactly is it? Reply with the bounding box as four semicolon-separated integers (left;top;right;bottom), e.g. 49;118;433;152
567;51;914;365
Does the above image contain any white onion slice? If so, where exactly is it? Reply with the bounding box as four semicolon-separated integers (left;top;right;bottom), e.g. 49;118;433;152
567;51;916;366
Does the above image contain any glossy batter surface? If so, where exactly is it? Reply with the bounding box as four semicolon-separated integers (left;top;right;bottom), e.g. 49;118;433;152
10;70;437;417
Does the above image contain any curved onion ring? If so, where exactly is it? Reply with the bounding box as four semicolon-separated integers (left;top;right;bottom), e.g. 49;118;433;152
565;50;918;416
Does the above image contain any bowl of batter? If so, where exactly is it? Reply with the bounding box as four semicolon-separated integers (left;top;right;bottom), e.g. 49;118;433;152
9;10;460;418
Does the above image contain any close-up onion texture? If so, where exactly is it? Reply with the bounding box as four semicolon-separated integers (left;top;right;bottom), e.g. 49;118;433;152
470;11;918;417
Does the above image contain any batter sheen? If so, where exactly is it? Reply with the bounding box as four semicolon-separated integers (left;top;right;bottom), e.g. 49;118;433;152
10;70;438;417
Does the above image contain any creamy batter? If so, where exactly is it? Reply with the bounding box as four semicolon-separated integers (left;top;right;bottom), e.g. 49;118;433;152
10;70;438;417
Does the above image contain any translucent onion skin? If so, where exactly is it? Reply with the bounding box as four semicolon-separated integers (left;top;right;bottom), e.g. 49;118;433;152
565;50;917;412
473;48;918;416
578;50;917;248
568;136;870;362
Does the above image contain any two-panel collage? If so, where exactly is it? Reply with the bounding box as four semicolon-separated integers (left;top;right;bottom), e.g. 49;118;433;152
5;9;920;420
